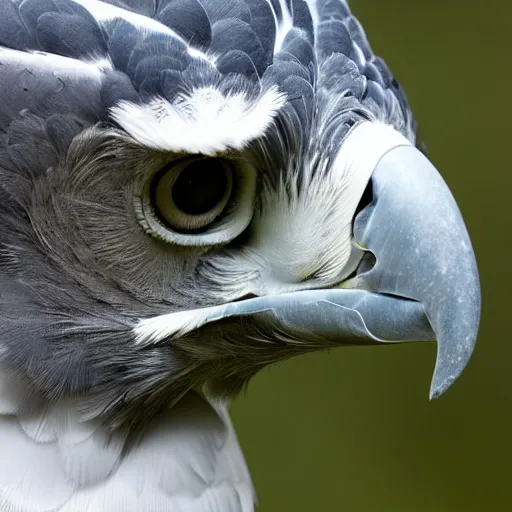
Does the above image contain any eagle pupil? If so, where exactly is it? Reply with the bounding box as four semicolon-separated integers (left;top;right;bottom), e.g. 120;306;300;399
172;159;228;215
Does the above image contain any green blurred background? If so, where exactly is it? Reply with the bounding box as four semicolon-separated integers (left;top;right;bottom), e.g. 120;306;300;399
231;1;511;510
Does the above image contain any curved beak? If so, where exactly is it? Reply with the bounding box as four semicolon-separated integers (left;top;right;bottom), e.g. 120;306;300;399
135;145;481;399
352;145;481;398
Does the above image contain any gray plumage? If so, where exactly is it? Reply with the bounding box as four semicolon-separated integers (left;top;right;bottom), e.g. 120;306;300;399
0;1;479;511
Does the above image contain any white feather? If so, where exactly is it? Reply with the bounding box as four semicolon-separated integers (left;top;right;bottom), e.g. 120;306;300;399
268;0;321;53
0;363;254;512
72;0;211;61
269;0;294;53
244;121;412;294
110;87;287;155
133;308;218;345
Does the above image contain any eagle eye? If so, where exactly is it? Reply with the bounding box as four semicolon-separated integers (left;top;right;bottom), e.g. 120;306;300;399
138;156;256;247
172;159;230;216
153;158;233;233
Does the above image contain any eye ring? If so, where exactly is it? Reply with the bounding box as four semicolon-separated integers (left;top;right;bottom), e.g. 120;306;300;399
137;155;256;247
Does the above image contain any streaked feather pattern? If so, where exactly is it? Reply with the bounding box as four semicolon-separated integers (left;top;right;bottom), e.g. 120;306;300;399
0;1;419;510
0;0;416;143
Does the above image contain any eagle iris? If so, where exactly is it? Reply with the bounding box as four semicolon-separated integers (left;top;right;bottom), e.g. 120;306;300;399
172;159;229;216
153;157;233;232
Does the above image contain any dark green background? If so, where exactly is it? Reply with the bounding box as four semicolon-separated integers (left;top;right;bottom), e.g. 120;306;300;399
231;1;510;510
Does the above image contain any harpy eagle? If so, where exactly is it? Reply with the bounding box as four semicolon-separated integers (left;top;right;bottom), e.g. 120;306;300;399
0;0;481;510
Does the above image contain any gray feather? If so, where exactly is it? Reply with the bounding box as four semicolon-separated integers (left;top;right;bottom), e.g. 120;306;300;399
0;1;421;510
156;0;212;52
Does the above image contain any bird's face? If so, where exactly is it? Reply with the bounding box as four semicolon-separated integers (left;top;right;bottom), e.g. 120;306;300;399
0;0;480;428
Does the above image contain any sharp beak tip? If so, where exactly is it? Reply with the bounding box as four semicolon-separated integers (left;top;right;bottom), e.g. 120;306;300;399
429;298;480;400
429;383;449;401
354;144;481;399
429;361;466;400
429;365;467;400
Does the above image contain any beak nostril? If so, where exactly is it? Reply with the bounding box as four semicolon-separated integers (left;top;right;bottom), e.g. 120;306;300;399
231;293;258;303
357;251;376;275
354;179;374;220
334;251;376;290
